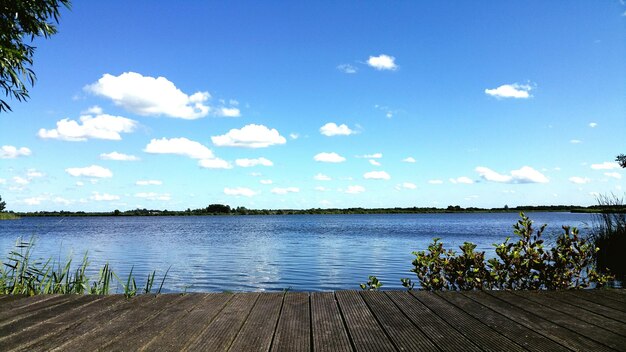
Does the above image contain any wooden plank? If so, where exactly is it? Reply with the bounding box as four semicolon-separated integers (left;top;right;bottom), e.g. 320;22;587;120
511;290;626;337
0;295;110;351
310;292;352;352
468;291;612;352
51;294;184;351
139;293;233;352
437;291;569;352
361;291;438;351
335;290;395;352
271;292;310;352
100;293;208;351
566;290;626;312
592;289;626;303
229;292;283;352
412;291;526;352
386;291;480;352
0;295;96;337
186;292;259;351
489;290;626;351
0;295;70;323
549;291;626;324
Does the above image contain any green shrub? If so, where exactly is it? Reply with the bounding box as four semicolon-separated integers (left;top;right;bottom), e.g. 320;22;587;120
411;213;612;290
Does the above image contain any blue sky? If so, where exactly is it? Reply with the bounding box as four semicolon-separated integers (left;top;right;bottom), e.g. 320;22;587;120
1;1;625;211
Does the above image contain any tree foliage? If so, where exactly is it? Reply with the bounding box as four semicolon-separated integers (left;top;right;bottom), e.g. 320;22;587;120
0;0;71;112
0;195;6;212
617;154;626;168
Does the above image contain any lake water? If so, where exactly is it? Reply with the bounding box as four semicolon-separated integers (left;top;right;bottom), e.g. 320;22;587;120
0;212;596;292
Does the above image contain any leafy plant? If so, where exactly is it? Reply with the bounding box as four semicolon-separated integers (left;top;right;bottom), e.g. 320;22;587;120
360;275;383;291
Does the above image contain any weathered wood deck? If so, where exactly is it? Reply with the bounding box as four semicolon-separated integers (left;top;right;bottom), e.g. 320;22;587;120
0;290;624;351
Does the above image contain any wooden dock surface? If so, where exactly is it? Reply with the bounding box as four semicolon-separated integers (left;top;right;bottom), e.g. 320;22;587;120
0;289;624;351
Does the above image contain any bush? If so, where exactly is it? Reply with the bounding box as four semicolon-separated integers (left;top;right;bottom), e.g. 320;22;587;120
411;213;612;290
590;194;626;279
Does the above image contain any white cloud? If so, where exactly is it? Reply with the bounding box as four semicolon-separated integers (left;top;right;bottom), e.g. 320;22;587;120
314;173;331;181
136;180;162;186
397;182;416;190
198;158;233;169
569;176;591;184
315;186;329;192
100;152;139;161
260;179;273;185
271;187;300;195
485;83;533;99
289;133;299;140
358;153;382;159
90;192;120;201
314;152;346;163
235;157;273;167
570;139;582;144
589;122;597;128
604;172;622;179
591;162;620;170
134;192;171;201
144;137;214;159
219;107;241;117
26;169;44;178
65;165;113;178
0;145;32;159
363;171;391;180
428;179;443;184
86;72;210;119
76;181;84;187
82;105;103;115
22;196;46;205
337;64;357;74
475;166;549;184
450;176;474;184
38;114;137;141
53;197;72;205
212;124;286;148
402;157;416;163
319;123;354;136
224;187;257;197
369;159;381;166
13;176;29;185
344;185;365;194
366;54;398;71
250;172;262;177
0;178;6;184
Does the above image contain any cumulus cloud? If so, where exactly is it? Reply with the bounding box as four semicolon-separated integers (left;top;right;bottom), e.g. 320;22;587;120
86;72;210;119
0;145;32;159
369;159;381;166
344;185;365;194
198;158;233;169
136;180;162;186
260;179;273;185
569;176;591;184
289;133;299;140
604;172;622;179
82;106;103;115
428;179;444;184
589;122;597;128
315;186;329;192
65;165;113;178
363;171;391;180
100;152;139;161
90;192;120;201
219;107;241;117
38;113;137;141
397;182;416;190
402;157;416;163
22;196;46;205
367;54;398;71
26;169;44;178
475;166;549;184
314;173;331;181
314;152;346;163
271;187;300;195
485;83;533;99
134;192;171;201
144;137;214;159
337;64;357;74
212;124;286;148
224;187;257;197
358;153;382;159
450;176;474;184
319;123;354;136
591;162;620;170
570;139;582;144
13;176;29;185
235;157;273;167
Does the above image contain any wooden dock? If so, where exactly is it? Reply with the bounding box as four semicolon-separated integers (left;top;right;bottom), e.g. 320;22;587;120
0;290;624;351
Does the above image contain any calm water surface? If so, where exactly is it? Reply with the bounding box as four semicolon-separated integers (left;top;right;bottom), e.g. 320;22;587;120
0;212;595;292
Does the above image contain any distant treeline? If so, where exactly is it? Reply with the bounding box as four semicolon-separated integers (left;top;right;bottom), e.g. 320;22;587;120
10;203;626;217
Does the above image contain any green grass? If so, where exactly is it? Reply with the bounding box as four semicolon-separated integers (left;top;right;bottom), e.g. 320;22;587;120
0;213;20;220
0;237;169;296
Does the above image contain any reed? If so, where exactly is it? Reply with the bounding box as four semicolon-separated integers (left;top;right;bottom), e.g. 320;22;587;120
0;237;169;296
590;194;626;279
